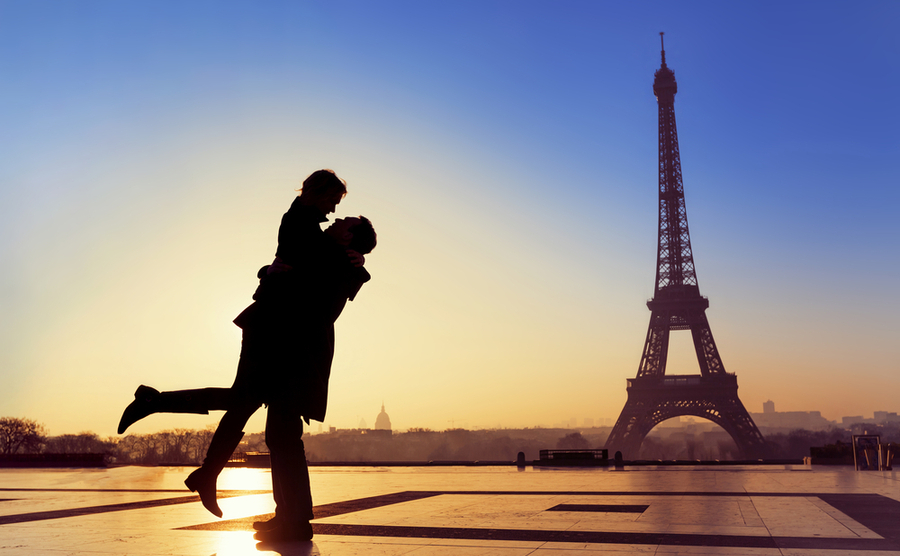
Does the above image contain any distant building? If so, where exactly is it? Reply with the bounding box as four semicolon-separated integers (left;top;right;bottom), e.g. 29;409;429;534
750;409;835;431
874;411;900;424
374;403;392;431
750;400;835;430
837;413;900;426
842;416;865;427
358;417;368;429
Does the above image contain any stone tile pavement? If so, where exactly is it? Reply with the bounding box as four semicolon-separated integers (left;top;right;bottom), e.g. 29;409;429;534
2;464;900;555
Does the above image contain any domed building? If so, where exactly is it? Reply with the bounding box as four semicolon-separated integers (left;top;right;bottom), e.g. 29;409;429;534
374;403;392;431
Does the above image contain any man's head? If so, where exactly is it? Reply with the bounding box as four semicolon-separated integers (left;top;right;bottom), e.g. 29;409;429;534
325;216;377;255
298;169;347;215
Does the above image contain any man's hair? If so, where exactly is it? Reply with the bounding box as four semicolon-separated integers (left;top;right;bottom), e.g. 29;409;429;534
347;216;377;255
299;169;347;200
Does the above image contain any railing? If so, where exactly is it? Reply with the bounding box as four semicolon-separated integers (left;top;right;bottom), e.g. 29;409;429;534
227;451;271;468
538;449;608;462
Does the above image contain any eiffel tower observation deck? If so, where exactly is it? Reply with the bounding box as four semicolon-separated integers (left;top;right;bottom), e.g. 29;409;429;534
605;35;769;460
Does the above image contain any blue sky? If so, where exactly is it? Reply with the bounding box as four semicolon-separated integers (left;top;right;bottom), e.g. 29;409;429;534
1;1;898;436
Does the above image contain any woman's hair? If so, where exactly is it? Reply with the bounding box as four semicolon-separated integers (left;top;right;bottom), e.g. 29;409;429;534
299;169;347;199
347;216;377;255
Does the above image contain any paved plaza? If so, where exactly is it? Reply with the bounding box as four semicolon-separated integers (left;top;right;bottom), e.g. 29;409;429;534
2;464;900;555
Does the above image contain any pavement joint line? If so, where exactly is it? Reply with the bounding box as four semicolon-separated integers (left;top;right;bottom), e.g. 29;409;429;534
0;488;270;493
0;490;268;525
179;490;900;551
547;504;650;513
307;523;900;551
7;486;900;551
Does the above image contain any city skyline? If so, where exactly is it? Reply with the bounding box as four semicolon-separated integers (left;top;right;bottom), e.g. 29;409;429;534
12;397;900;439
1;2;898;436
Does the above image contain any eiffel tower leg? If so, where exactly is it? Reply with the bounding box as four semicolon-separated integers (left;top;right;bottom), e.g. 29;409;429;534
606;398;649;459
709;397;770;459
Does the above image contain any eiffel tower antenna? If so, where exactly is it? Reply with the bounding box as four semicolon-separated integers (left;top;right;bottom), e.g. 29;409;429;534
605;36;768;460
660;32;666;66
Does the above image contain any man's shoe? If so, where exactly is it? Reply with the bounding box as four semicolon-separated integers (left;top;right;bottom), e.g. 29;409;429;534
252;514;281;531
253;521;313;542
184;467;222;518
117;385;160;434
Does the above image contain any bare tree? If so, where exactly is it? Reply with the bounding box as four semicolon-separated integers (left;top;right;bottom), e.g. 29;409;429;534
45;432;115;454
0;417;47;454
187;427;215;462
117;434;156;464
556;432;590;450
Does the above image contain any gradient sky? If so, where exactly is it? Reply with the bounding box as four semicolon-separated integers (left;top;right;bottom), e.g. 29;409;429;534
1;1;898;437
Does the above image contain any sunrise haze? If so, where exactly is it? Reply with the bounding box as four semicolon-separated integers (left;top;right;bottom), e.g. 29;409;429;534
1;1;897;437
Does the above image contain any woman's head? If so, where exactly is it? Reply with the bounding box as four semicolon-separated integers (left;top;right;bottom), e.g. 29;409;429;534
299;169;347;215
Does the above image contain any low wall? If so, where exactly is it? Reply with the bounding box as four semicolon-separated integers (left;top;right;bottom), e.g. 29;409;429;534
0;453;107;468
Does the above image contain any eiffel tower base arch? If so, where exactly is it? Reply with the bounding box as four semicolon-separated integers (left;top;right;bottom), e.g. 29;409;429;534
606;374;770;460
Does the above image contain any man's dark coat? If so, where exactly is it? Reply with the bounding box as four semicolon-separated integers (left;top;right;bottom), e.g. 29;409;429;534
231;198;370;422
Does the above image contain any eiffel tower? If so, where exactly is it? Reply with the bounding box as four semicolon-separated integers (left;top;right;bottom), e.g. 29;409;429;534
605;34;768;460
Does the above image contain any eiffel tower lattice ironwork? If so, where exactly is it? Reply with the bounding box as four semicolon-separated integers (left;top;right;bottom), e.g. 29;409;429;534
605;34;768;459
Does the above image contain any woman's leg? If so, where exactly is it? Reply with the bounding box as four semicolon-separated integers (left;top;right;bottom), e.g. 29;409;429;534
175;326;268;517
117;386;234;434
184;399;260;517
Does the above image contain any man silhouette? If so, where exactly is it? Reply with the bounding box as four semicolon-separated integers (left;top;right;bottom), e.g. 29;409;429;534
244;213;375;542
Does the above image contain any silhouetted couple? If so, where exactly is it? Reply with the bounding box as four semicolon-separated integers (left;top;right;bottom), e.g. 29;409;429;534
117;170;376;542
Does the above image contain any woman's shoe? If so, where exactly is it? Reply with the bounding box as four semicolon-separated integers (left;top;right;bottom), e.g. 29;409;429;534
117;385;160;434
184;467;222;518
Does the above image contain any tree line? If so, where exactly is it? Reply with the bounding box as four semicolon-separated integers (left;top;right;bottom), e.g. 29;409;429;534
3;415;898;464
0;417;214;465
